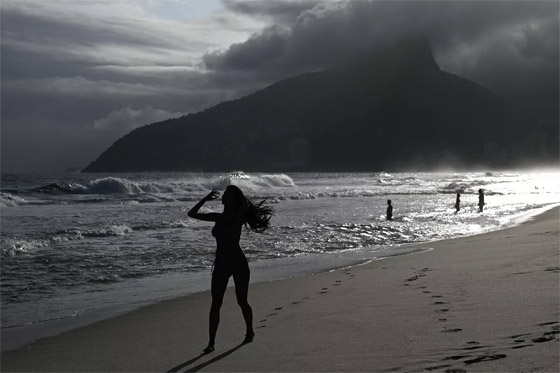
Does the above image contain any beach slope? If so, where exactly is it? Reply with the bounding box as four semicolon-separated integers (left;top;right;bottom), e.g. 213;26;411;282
2;207;559;372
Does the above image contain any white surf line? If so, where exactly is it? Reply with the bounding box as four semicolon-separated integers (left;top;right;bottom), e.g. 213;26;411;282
509;203;560;227
328;247;435;272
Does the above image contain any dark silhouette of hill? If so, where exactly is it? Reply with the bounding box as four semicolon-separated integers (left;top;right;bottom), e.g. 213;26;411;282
83;39;558;172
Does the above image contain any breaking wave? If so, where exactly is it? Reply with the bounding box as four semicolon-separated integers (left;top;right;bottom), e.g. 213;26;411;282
1;219;197;257
439;180;498;194
1;238;49;257
0;193;27;207
25;172;296;197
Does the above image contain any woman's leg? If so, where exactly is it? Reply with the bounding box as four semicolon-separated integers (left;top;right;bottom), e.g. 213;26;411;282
233;263;254;342
206;269;229;352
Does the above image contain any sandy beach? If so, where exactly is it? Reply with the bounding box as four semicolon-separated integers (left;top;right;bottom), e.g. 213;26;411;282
2;207;558;372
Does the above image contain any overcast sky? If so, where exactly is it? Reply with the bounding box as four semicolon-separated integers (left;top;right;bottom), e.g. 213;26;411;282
1;0;558;173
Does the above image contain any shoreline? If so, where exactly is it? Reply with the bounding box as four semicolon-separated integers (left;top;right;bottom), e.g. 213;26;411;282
2;207;558;371
2;204;558;354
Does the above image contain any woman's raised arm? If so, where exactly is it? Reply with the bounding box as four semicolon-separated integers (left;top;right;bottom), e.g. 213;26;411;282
188;190;220;222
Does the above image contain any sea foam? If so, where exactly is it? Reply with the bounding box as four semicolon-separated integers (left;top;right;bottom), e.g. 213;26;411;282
0;193;27;207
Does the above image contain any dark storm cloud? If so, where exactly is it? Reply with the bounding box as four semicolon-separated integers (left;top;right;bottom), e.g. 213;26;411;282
205;1;559;98
204;25;291;73
223;0;321;25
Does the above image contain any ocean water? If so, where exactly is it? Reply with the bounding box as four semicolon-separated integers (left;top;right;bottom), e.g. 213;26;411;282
1;170;559;335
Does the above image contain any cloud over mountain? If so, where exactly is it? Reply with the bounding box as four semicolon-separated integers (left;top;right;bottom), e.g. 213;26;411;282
1;0;557;172
206;0;558;97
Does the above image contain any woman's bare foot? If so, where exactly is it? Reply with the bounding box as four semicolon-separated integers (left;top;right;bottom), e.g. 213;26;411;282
203;344;215;354
243;331;255;344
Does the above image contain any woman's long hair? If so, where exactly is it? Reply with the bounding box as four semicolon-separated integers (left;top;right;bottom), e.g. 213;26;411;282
226;185;272;233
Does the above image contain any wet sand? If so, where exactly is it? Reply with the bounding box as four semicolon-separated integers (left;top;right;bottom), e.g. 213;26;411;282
2;207;558;372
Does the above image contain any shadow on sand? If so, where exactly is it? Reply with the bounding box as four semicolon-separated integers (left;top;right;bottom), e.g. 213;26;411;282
167;343;245;373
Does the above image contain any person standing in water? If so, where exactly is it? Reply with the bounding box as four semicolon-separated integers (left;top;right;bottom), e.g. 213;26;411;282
386;199;393;221
478;189;485;213
455;193;461;213
188;186;272;354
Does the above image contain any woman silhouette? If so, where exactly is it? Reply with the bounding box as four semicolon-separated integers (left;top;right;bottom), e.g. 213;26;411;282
188;185;272;353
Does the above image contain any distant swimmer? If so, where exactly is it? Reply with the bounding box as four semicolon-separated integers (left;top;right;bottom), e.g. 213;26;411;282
386;199;393;221
478;189;485;213
455;193;461;213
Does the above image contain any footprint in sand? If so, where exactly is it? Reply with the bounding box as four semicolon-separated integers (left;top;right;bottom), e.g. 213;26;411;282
537;321;559;326
274;307;283;310
525;322;560;343
443;354;472;361
438;318;448;322
508;333;531;339
385;366;402;372
436;308;450;313
506;271;532;277
511;344;533;349
291;301;300;305
464;354;507;365
532;332;559;343
506;334;534;348
433;301;447;305
257;318;268;329
426;364;456;372
431;295;442;298
458;345;487;351
442;327;462;333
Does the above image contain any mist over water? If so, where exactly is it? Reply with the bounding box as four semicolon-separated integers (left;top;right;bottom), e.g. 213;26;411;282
1;170;559;330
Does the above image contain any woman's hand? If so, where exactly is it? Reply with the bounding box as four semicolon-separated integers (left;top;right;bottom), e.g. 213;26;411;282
204;190;220;202
188;190;220;221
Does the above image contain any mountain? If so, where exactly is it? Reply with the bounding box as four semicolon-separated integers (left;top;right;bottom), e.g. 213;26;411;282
83;39;558;172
